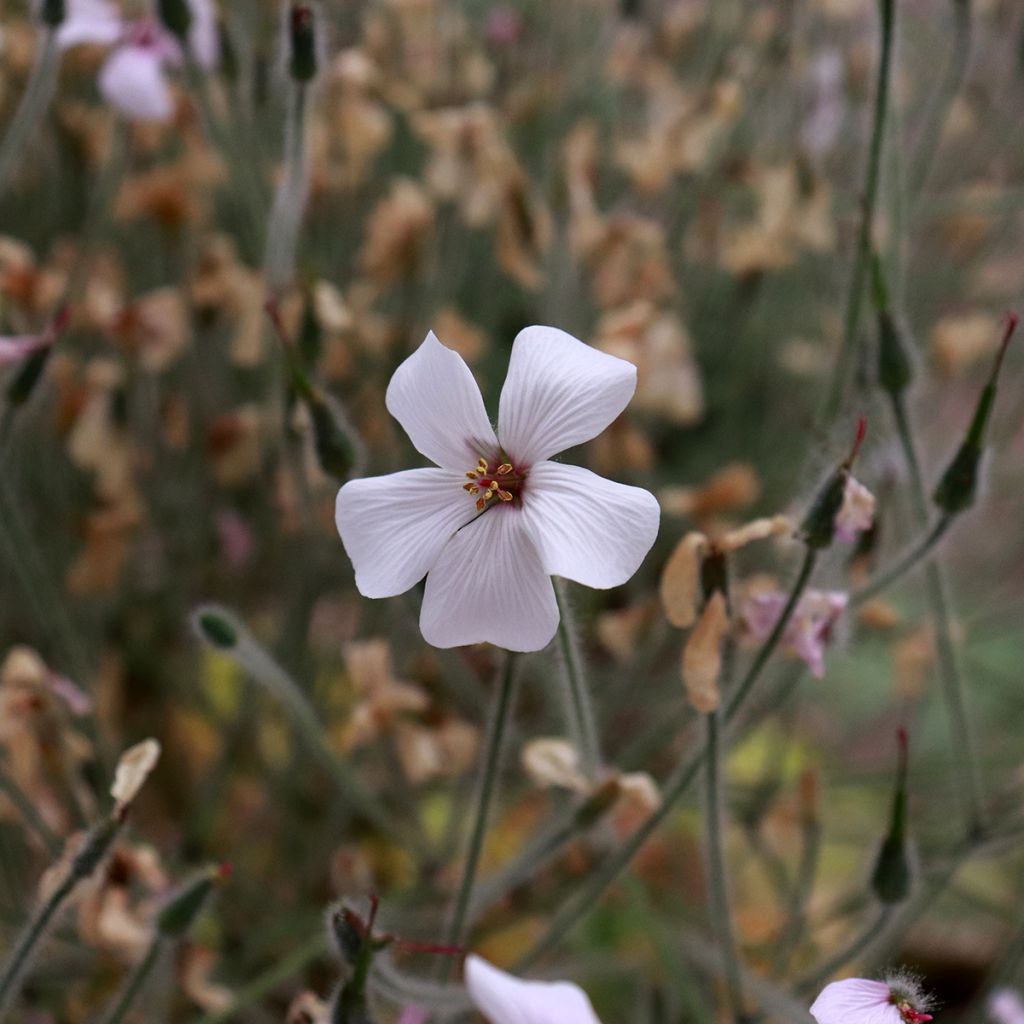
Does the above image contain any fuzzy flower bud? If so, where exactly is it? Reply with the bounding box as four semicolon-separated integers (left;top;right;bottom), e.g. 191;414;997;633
801;417;867;549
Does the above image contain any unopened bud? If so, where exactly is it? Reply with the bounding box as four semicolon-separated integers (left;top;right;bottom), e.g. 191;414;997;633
157;0;192;41
800;417;866;549
308;391;358;482
871;256;913;397
157;864;227;937
41;0;66;26
934;313;1017;516
871;728;912;904
289;4;318;82
574;778;621;829
194;606;239;650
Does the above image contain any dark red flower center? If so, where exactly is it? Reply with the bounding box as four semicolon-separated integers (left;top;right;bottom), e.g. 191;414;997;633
463;457;527;511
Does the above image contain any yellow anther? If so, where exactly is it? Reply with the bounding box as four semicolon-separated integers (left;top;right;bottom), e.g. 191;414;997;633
475;497;487;511
464;483;480;493
484;488;495;500
498;490;513;502
477;458;488;472
466;471;478;479
496;463;513;475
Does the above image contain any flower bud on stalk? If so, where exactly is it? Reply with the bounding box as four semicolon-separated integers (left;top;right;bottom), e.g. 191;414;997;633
800;416;867;549
933;313;1018;516
872;256;914;398
5;306;70;410
157;864;230;937
289;4;318;82
41;0;65;27
157;0;192;42
871;728;913;904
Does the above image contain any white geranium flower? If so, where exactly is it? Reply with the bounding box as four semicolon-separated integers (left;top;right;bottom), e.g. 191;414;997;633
465;955;602;1024
58;0;218;123
335;327;660;652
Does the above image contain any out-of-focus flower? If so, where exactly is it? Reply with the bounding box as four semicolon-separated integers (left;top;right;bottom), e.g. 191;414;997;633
740;583;847;679
810;977;934;1024
335;328;660;651
930;311;1004;378
801;50;846;157
989;988;1024;1024
835;475;876;543
180;947;234;1013
0;332;54;366
58;0;217;122
465;955;602;1024
658;462;762;521
110;738;161;813
359;178;435;286
285;992;329;1024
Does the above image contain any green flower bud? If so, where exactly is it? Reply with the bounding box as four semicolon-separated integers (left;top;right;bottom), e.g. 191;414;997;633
308;391;358;482
157;0;192;42
871;729;912;904
157;864;227;937
195;607;239;650
289;4;318;83
801;418;866;549
41;0;66;27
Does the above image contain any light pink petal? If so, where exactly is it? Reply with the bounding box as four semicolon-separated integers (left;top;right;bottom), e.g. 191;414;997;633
186;0;219;68
420;508;558;651
98;44;174;122
396;1008;428;1024
521;462;659;589
989;988;1024;1024
57;0;124;49
0;335;50;366
336;468;475;599
497;326;637;465
386;332;499;471
465;955;603;1024
810;980;902;1024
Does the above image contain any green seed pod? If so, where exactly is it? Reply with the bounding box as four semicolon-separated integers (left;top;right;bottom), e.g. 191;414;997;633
195;608;239;650
157;0;192;41
871;729;912;904
877;309;913;397
289;4;318;83
800;469;847;550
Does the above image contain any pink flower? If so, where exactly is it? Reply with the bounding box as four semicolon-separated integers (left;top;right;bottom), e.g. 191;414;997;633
465;955;602;1024
835;474;876;543
810;978;934;1024
989;989;1024;1024
0;333;53;366
335;328;660;652
740;586;847;679
58;0;217;122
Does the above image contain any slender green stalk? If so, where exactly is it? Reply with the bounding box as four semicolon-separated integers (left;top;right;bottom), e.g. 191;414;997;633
264;82;310;293
797;906;894;994
908;0;972;199
554;581;601;780
704;708;746;1022
516;550;818;970
0;30;60;199
772;806;822;976
849;515;951;608
887;392;985;836
821;0;896;424
0;769;63;858
96;937;162;1024
442;653;518;958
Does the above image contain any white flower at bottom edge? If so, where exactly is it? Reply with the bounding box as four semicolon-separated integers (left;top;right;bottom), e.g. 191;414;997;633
810;979;934;1024
465;954;602;1024
335;326;660;652
58;0;218;123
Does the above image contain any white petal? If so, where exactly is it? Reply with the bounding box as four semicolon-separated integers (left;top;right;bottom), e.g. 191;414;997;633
809;980;902;1024
186;0;220;68
57;0;124;49
465;955;603;1024
522;462;659;588
497;325;637;464
98;45;174;122
336;468;475;599
386;332;499;471
420;508;558;652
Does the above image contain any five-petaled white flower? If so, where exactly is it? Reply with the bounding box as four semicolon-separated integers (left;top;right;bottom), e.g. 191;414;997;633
811;978;934;1024
465;954;603;1024
58;0;217;122
335;327;660;652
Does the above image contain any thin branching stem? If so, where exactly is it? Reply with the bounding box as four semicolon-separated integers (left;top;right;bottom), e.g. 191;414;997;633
96;937;163;1024
849;514;952;607
554;581;601;780
797;905;895;995
821;0;897;423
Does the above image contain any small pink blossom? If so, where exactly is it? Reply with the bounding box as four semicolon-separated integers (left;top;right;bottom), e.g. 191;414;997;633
989;989;1024;1024
485;6;524;47
465;955;602;1024
58;0;217;122
835;474;876;543
740;586;847;679
396;1007;428;1024
0;334;52;366
810;977;934;1024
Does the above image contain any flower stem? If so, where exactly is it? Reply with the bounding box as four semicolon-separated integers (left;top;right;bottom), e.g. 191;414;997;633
0;769;63;858
797;905;894;995
887;391;985;836
516;549;818;970
849;514;952;608
820;0;896;424
0;29;60;200
442;653;518;959
96;937;163;1024
553;581;601;780
704;707;746;1022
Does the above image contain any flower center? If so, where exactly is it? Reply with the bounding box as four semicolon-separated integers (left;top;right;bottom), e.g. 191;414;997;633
894;1001;933;1023
463;457;526;511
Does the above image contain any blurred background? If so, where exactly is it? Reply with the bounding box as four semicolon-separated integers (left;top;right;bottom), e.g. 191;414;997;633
1;0;1024;1020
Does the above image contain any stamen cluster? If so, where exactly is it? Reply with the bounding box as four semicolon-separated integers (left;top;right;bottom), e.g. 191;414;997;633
464;457;522;511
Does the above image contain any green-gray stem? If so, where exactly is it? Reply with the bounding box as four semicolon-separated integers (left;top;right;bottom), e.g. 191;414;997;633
515;548;818;970
554;581;601;780
821;0;896;423
797;905;895;995
442;653;518;958
704;707;746;1022
96;937;163;1024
